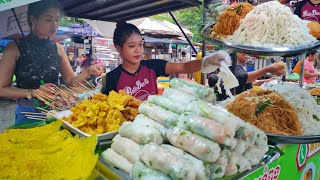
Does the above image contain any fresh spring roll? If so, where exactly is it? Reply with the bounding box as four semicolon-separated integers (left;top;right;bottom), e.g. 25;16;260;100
101;148;133;173
166;127;221;162
111;135;141;163
186;101;237;133
119;122;163;145
169;78;216;103
162;88;199;105
161;144;210;179
177;112;237;149
236;155;252;173
210;148;232;179
138;102;179;127
147;95;185;114
141;143;203;180
243;146;268;166
186;100;259;147
233;139;247;156
134;114;168;140
225;153;252;176
131;162;172;180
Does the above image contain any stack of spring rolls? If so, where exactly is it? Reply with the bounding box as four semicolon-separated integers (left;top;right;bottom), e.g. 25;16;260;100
101;78;268;180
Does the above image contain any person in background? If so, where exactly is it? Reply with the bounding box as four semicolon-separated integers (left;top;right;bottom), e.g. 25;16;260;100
209;53;284;100
178;51;188;79
101;22;223;101
0;0;102;125
303;49;319;84
292;59;302;74
294;0;320;23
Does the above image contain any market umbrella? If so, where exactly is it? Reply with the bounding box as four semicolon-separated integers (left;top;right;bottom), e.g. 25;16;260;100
0;5;30;39
0;0;41;38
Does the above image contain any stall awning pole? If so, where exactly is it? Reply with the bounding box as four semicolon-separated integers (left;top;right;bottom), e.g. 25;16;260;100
169;12;197;54
11;8;25;37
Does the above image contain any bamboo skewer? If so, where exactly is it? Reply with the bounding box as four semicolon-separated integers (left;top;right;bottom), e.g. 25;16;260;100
21;112;46;115
36;107;48;112
85;80;95;89
88;81;96;88
39;85;56;95
27;117;47;120
24;115;46;119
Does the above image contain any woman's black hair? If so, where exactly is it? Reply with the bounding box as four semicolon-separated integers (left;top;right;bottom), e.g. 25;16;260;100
113;22;141;47
28;0;61;28
307;49;318;57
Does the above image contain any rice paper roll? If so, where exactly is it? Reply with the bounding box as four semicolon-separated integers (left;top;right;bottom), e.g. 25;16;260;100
169;78;216;103
186;101;237;132
141;143;206;180
177;112;237;149
225;153;252;176
134;114;168;140
166;127;221;162
111;135;141;163
233;139;247;156
161;144;210;179
147;95;185;114
243;147;266;166
131;162;172;180
162;88;199;105
101;148;133;173
210;148;231;179
119;122;163;145
236;155;252;173
138;102;179;127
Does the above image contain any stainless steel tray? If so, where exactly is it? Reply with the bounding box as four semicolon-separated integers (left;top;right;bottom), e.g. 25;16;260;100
266;133;320;144
202;23;320;57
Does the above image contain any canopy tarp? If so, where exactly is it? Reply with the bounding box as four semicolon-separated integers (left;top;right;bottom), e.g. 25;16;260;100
58;0;201;22
0;0;40;12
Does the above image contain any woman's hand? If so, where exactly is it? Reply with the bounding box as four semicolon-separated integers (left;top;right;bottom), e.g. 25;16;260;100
38;83;57;95
266;64;285;76
86;64;102;76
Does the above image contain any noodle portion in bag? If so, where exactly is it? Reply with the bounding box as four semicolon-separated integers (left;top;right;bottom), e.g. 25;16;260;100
226;89;302;136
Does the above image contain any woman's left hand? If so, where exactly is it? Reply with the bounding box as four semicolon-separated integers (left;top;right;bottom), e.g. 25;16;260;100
86;64;102;76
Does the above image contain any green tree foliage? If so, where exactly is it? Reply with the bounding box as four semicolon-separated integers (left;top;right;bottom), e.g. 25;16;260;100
60;17;84;27
152;6;204;43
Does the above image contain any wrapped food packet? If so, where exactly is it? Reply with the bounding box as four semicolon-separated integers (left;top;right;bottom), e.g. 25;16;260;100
138;102;179;127
130;162;171;180
101;148;133;173
119;122;163;145
177;112;237;149
166;127;221;163
111;135;141;163
141;143;208;180
169;78;216;103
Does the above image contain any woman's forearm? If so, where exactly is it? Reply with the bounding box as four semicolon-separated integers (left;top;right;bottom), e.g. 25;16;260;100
0;86;30;99
246;68;268;83
68;69;90;86
304;72;320;78
184;60;202;73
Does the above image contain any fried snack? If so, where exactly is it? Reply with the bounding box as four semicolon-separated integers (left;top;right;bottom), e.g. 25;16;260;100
308;88;320;96
227;89;302;136
62;92;141;134
308;21;320;39
211;2;253;39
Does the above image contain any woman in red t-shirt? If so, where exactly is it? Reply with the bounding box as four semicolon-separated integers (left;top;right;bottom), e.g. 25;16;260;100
294;0;320;23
